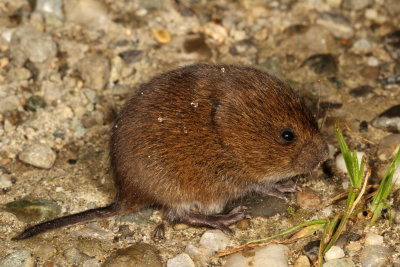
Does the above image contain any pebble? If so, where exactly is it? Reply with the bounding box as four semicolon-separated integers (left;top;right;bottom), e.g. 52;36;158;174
82;258;101;267
360;245;391;267
103;243;162;267
11;27;57;63
223;244;289;267
302;54;337;74
63;248;91;265
294;255;311;267
303;240;320;262
0;95;20;113
324;246;345;261
349;85;374;98
296;188;321;208
151;28;172;44
78;55;110;90
65;0;111;29
342;0;373;10
335;152;365;174
381;73;400;86
351;38;372;54
33;244;57;261
316;13;354;39
70;223;114;240
199;230;230;251
383;30;400;61
365;233;384;246
323;258;356;267
25;95;47;112
346;241;362;252
6;67;32;81
3;199;61;223
35;0;64;20
0;173;13;189
371;105;400;133
167;253;195;267
0;250;35;267
18;143;56;169
118;50;143;64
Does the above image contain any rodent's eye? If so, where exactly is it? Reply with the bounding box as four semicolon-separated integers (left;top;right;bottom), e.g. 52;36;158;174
279;128;296;144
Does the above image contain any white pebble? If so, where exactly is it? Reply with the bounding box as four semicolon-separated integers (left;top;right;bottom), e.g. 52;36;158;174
199;230;230;251
167;253;195;267
365;232;383;246
223;244;289;267
18;143;56;169
324;246;345;261
335;152;365;174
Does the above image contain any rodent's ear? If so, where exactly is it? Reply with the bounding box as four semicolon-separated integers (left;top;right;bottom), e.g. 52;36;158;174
278;127;297;145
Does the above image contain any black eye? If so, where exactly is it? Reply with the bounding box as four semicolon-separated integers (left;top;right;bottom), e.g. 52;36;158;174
280;128;296;143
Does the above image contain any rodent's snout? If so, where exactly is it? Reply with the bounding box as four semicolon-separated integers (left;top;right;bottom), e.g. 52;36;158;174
296;137;329;172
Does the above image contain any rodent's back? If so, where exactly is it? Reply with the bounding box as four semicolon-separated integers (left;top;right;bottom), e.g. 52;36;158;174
110;64;328;212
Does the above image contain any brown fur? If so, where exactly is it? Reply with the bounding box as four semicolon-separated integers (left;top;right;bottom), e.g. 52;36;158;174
14;64;328;240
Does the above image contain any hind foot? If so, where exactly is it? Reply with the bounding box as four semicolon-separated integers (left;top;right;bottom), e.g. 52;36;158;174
168;206;250;235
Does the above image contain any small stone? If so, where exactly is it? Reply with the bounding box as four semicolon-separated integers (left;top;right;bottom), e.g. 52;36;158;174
335;152;365;174
151;28;171;44
371;105;400;133
0;174;13;189
33;244;57;261
25;95;47;112
384;30;400;62
35;0;64;20
342;0;373;10
324;246;345;261
81;111;104;128
223;244;289;267
349;85;374;97
63;248;91;265
296;188;321;208
200;230;230;251
302;54;337;75
103;243;162;267
316;13;354;39
381;73;400;86
0;95;20;113
368;57;379;66
360;245;391;267
65;0;111;29
228;194;287;218
294;255;311;267
346;241;362;252
323;258;356;267
18;143;56;169
6;67;32;81
78;55;110;90
303;240;320;262
365;233;384;246
3;199;61;223
118;50;143;64
167;253;195;267
70;223;114;240
0;250;35;267
82;259;101;267
11;27;57;63
173;223;190;230
351;38;372;54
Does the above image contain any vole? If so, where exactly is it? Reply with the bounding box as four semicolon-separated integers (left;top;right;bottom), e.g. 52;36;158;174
13;64;328;240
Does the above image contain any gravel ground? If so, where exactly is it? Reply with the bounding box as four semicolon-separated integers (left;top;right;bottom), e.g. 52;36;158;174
0;0;400;266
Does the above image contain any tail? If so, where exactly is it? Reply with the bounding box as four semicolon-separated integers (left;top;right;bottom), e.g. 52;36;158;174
12;203;118;240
